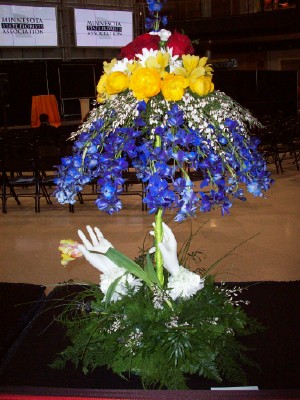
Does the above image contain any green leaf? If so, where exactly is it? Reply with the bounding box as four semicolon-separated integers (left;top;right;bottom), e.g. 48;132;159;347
145;253;161;287
105;274;125;306
105;248;153;288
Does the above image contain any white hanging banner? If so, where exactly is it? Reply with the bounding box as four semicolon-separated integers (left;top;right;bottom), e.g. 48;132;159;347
0;4;57;47
74;9;133;48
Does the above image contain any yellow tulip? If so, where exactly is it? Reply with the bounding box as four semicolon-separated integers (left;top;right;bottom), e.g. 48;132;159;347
161;73;189;101
189;76;214;97
106;71;129;95
129;67;161;101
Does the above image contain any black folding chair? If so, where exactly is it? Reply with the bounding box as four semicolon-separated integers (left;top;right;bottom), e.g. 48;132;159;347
1;134;46;213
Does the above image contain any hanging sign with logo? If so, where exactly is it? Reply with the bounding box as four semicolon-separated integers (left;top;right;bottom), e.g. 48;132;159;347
0;4;57;47
74;9;133;48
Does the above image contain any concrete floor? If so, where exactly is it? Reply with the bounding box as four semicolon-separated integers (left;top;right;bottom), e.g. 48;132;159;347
0;162;299;292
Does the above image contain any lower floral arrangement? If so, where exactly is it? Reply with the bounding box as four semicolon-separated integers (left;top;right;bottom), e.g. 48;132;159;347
51;276;261;390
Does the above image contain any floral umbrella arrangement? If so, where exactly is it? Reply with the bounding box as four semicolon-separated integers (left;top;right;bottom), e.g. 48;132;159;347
53;0;273;390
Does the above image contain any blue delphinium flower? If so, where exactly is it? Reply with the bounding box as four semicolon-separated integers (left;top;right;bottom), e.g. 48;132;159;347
167;104;184;127
174;182;199;222
55;91;273;220
247;181;262;197
144;173;176;214
54;156;90;205
145;0;167;31
161;15;168;26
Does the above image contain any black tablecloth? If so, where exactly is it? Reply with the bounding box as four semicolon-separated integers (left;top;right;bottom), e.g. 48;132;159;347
0;281;299;390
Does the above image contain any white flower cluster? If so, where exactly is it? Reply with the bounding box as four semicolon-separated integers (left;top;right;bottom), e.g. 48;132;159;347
148;97;170;136
206;317;219;325
124;327;143;354
71;92;139;140
219;283;250;306
167;266;204;300
197;90;253;135
72;85;259;150
98;94;139;132
100;269;142;302
180;91;255;138
106;317;123;333
152;287;169;309
149;28;172;42
165;315;190;329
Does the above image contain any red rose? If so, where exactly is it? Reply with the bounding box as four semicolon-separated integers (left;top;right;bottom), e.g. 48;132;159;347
119;33;160;60
167;31;194;57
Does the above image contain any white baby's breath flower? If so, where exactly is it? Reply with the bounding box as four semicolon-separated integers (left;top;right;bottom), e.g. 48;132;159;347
124;327;143;354
226;328;234;335
152;287;168;310
166;316;179;328
166;316;191;329
219;283;251;307
209;317;219;325
106;318;123;333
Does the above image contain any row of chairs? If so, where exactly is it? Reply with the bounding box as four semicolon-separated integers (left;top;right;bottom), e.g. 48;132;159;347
1;127;208;214
0;140;147;213
5;124;79;148
5;116;297;214
0;136;74;213
256;113;300;174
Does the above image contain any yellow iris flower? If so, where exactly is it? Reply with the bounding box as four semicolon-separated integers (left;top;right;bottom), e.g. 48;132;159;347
58;239;82;266
126;61;139;75
103;58;118;75
145;51;170;76
175;55;213;80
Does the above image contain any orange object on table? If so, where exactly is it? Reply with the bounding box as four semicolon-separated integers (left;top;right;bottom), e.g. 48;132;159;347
31;94;61;127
